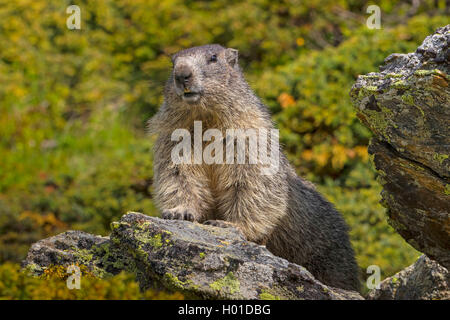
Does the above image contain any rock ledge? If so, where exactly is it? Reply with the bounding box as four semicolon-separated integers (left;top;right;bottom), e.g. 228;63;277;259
23;212;363;300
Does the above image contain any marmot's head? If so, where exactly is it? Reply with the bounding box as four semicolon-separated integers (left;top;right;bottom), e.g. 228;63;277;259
165;44;241;105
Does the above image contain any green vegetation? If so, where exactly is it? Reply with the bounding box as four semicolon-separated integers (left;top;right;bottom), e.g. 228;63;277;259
210;272;240;295
259;290;281;300
0;263;183;299
0;0;446;298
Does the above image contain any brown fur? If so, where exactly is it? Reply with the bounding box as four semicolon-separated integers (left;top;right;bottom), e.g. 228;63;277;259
148;44;360;291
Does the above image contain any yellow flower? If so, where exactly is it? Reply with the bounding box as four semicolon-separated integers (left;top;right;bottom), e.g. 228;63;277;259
296;37;305;46
277;92;296;108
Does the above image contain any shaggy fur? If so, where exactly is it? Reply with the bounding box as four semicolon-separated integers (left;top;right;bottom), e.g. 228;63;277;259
148;44;360;291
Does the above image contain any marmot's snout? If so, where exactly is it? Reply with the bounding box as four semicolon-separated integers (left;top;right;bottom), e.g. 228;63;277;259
173;62;201;103
174;65;192;89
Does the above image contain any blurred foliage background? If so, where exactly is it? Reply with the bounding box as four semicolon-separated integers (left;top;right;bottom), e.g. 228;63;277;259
0;0;448;299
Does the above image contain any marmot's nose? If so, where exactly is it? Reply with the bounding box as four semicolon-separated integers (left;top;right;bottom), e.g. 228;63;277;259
174;66;192;88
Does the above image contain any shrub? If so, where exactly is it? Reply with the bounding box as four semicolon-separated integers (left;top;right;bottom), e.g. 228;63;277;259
0;263;183;300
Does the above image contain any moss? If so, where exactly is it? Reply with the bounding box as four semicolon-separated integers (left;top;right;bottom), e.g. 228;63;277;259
163;273;186;290
95;242;131;274
360;74;380;80
131;221;172;249
135;232;163;248
375;169;387;185
381;106;393;115
444;184;450;195
149;234;169;247
209;272;240;295
416;105;425;117
414;69;430;76
386;73;404;78
162;273;199;297
259;289;281;300
62;247;110;278
91;265;111;278
23;262;44;276
433;153;448;164
414;69;441;77
110;221;120;230
392;80;408;89
401;94;414;106
376;175;387;186
128;242;150;262
409;162;425;171
358;85;378;99
72;248;94;263
365;86;378;92
111;259;126;270
68;243;123;278
362;109;391;142
265;284;303;300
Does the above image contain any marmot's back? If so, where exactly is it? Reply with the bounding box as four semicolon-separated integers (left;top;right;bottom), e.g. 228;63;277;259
149;44;360;291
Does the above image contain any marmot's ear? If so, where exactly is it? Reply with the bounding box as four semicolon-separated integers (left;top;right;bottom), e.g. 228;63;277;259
225;48;239;68
170;54;177;65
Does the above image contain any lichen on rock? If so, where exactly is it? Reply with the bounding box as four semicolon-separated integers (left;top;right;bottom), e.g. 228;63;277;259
368;255;449;300
22;212;363;300
350;25;450;270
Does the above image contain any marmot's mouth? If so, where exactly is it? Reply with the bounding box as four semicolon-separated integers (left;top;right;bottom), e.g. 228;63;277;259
182;91;201;102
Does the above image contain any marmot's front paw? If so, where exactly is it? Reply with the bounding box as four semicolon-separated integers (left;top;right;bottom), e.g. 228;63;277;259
162;207;197;222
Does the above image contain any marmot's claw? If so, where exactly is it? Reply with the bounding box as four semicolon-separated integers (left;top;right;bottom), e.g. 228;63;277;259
162;208;196;222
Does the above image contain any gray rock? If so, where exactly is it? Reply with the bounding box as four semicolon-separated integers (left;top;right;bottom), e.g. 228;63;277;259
21;230;130;278
350;25;450;269
368;255;449;300
23;212;363;300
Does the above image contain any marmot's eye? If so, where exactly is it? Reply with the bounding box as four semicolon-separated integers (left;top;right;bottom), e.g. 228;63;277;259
209;54;217;62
